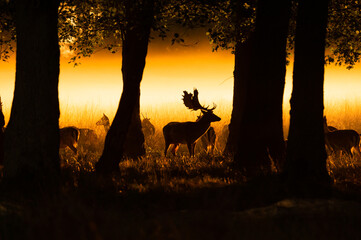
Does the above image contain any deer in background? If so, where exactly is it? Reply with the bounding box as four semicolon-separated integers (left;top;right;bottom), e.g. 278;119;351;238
163;89;221;157
77;128;99;150
59;127;80;154
197;114;216;154
142;116;155;138
98;113;156;139
96;113;110;132
323;116;361;157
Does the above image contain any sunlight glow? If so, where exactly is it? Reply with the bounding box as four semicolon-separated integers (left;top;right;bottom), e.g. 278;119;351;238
1;41;361;131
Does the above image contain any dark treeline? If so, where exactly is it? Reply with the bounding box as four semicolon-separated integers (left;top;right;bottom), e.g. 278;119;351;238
0;0;361;193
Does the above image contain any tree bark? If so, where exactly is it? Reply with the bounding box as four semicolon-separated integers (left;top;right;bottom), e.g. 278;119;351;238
96;0;153;175
0;105;4;166
224;37;251;156
232;0;291;176
285;0;331;189
123;102;145;158
3;0;60;187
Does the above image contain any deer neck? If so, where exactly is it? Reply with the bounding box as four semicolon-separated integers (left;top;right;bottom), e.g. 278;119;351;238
195;118;211;133
104;124;110;132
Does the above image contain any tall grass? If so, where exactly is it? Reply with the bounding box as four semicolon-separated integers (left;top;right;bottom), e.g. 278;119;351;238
55;97;361;190
59;97;361;140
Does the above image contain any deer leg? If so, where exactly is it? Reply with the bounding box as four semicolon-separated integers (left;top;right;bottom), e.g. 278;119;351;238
172;144;180;156
187;143;193;157
69;145;78;154
191;143;196;157
210;143;215;154
345;148;353;157
352;145;361;157
164;142;170;156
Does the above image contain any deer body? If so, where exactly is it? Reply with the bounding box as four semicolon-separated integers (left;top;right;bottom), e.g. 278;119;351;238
78;128;99;150
142;118;155;137
323;117;361;156
59;127;79;154
163;89;221;157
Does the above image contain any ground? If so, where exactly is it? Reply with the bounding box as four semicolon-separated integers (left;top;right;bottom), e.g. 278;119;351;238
1;147;361;239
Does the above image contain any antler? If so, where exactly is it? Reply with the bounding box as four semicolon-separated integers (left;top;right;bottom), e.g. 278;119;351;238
182;89;212;111
209;103;217;111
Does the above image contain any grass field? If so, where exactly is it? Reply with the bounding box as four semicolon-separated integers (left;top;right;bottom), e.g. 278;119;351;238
2;98;361;239
56;97;361;196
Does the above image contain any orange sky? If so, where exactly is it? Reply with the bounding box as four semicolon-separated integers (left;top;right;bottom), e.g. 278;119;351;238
1;39;361;121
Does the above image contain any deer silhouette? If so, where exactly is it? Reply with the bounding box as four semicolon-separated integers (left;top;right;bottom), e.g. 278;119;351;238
163;89;221;157
142;116;155;138
323;116;361;156
96;113;110;132
59;127;80;154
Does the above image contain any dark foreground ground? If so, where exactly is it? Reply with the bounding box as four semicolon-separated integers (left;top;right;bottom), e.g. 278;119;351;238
1;151;361;240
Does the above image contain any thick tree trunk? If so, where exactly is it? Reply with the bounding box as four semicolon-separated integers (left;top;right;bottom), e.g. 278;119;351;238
3;0;60;186
285;0;331;189
123;100;145;158
232;0;291;176
0;106;4;166
96;0;153;175
224;38;251;156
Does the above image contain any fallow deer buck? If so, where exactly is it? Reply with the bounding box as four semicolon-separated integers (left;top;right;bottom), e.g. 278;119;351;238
323;116;361;157
163;89;221;157
59;127;80;154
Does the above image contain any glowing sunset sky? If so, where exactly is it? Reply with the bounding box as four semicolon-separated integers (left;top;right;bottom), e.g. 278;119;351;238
1;33;361;121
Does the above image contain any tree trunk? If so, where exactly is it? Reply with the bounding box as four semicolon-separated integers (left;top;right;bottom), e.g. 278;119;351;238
232;0;291;176
0;105;4;166
224;37;251;156
285;0;331;189
123;100;145;158
96;0;153;175
3;0;60;186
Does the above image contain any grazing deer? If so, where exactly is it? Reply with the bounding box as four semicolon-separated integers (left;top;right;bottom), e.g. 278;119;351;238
142;116;155;137
196;115;216;154
59;127;80;154
323;116;361;156
78;128;99;150
327;125;338;132
163;89;221;157
96;113;110;132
